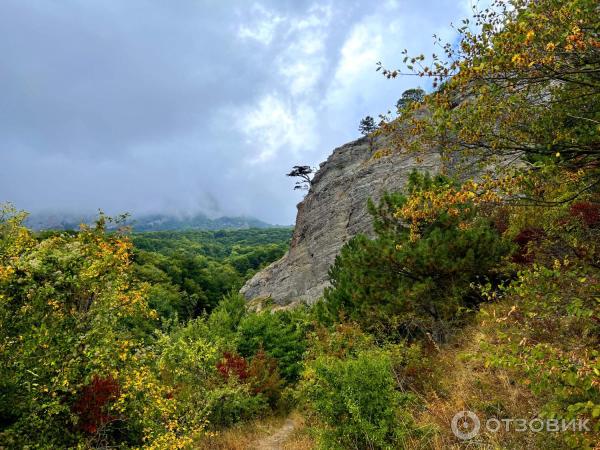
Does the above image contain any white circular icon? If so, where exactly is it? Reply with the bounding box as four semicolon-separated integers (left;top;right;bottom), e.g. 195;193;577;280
451;410;481;440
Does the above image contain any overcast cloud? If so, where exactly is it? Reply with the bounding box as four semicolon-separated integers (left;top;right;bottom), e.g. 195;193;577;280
0;0;474;224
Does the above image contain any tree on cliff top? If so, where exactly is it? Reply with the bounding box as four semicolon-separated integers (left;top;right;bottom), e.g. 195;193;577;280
286;165;314;191
359;116;379;151
358;116;377;136
396;88;425;112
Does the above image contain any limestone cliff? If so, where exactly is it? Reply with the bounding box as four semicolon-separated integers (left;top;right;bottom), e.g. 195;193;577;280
240;135;441;306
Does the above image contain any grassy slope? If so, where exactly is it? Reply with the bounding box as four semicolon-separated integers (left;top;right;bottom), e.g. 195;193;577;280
409;283;598;449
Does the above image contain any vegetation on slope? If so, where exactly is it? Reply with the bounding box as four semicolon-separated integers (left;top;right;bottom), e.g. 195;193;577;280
304;0;599;446
131;228;291;319
0;211;301;448
1;0;598;448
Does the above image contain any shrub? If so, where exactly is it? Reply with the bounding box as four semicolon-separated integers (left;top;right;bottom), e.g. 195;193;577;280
205;385;269;428
0;209;158;447
569;201;600;228
304;322;375;361
217;352;249;381
512;227;546;264
479;263;600;448
207;291;247;341
237;309;308;382
154;318;274;431
301;349;416;449
386;342;440;396
247;349;283;406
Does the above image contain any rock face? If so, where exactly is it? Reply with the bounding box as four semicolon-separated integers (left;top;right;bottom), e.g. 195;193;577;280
240;135;441;306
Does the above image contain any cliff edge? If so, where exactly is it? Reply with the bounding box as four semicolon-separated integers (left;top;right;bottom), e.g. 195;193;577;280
240;135;441;306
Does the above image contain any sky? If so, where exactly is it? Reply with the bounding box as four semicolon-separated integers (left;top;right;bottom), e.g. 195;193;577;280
0;0;475;225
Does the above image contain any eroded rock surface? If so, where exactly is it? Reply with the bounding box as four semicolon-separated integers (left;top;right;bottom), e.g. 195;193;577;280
241;135;441;305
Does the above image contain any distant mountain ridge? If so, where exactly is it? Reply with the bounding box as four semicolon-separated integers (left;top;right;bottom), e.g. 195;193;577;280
25;212;276;232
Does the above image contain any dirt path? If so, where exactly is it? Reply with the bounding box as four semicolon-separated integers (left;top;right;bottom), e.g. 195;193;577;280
251;417;296;450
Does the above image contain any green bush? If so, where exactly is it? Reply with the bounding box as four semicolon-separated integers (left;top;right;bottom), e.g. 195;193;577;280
237;309;309;383
207;291;248;342
301;349;416;449
205;384;269;428
304;322;375;361
247;349;283;407
0;209;172;447
155;317;272;430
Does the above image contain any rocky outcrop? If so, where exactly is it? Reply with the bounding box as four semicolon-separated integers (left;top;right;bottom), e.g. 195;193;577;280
240;135;441;306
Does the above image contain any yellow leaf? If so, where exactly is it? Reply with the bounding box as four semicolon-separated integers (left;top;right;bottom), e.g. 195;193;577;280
525;30;535;43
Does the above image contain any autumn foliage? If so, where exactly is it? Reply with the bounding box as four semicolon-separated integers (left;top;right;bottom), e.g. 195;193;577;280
72;376;121;434
512;227;546;264
570;201;600;228
217;352;249;380
1;0;599;448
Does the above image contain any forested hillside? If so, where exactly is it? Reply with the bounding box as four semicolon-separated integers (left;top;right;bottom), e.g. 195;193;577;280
0;0;598;448
131;228;291;319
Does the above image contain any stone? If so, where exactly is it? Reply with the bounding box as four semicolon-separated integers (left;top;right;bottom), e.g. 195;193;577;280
240;134;441;306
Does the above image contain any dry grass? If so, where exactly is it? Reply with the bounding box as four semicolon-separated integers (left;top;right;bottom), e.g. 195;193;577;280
194;411;315;450
281;414;315;450
405;318;552;450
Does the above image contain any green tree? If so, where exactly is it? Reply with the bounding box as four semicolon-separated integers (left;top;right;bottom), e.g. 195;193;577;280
359;115;377;135
396;87;425;111
319;173;511;340
359;115;379;151
131;228;290;321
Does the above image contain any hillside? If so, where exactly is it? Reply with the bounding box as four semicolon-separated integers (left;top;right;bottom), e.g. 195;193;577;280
1;0;598;448
131;227;292;318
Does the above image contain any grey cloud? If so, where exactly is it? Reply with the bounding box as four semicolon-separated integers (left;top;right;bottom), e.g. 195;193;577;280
0;0;471;224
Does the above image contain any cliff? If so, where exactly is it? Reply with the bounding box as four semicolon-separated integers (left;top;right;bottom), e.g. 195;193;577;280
240;134;441;306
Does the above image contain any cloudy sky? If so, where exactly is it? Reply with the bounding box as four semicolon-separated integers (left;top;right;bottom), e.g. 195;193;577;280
0;0;474;225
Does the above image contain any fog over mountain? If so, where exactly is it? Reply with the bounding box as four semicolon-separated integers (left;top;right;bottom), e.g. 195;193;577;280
24;211;279;232
0;0;474;224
